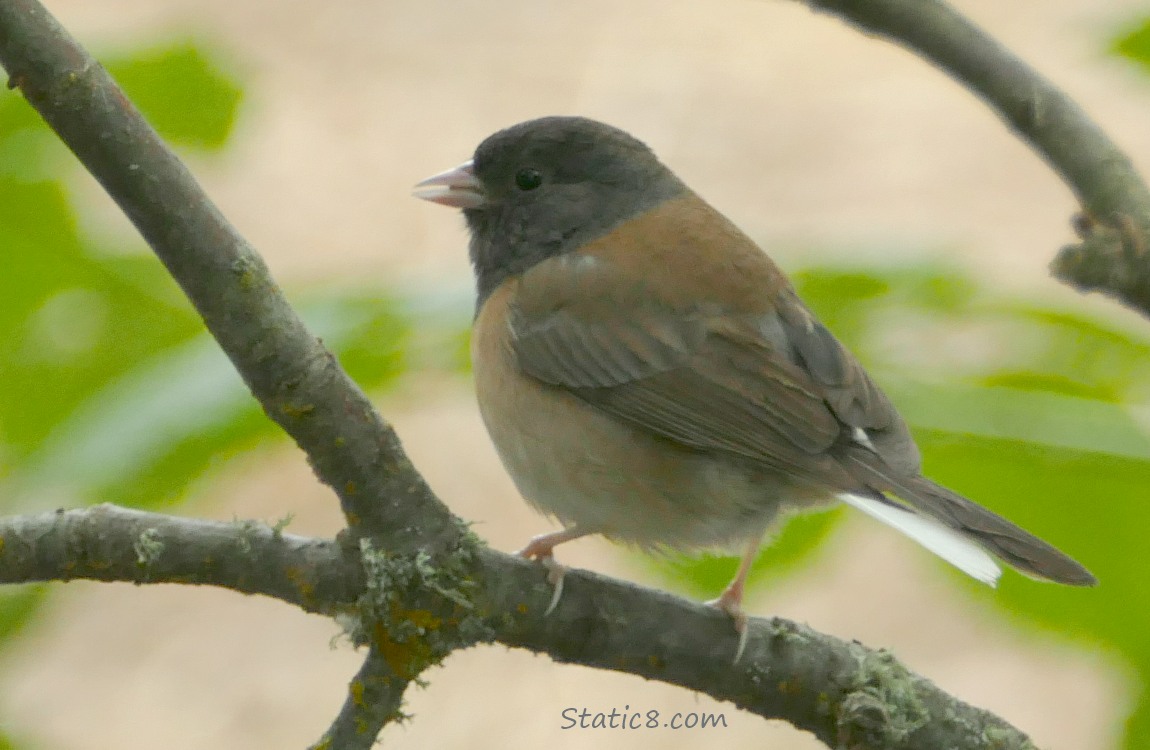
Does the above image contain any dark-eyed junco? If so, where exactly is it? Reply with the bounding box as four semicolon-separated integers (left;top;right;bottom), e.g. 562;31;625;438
414;116;1095;658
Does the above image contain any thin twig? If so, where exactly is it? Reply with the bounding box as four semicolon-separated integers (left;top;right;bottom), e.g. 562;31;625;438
309;647;410;750
806;0;1150;317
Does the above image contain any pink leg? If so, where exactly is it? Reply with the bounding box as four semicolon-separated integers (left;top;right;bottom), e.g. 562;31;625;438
516;526;592;615
516;527;591;560
705;537;762;663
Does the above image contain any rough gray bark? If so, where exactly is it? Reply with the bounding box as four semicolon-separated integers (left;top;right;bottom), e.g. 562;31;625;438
0;506;1037;749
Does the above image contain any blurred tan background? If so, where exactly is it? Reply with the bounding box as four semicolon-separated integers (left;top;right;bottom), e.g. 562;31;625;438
1;0;1147;748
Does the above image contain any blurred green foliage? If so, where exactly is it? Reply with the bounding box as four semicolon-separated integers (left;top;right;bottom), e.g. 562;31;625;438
0;41;444;513
105;43;242;150
0;38;432;711
1112;15;1150;75
1;23;1150;750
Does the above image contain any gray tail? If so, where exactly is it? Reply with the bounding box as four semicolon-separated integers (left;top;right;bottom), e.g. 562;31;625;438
847;453;1096;587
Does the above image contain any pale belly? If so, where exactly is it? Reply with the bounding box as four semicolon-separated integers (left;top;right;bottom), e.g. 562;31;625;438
472;316;813;551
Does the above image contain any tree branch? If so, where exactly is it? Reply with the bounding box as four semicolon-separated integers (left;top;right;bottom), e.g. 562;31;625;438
805;0;1150;317
0;505;362;613
309;647;410;750
479;549;1037;749
0;504;1037;749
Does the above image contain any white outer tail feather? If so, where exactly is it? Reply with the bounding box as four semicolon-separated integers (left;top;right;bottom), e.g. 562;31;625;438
839;493;1002;587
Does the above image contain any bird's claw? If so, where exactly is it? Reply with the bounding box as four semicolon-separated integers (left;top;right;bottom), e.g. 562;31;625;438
539;555;566;616
517;540;568;616
706;590;750;664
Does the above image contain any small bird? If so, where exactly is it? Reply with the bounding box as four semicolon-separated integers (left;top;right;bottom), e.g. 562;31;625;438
414;116;1096;658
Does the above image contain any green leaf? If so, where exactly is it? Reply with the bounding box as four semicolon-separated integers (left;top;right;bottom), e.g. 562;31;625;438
887;380;1150;461
0;586;49;642
0;204;202;466
645;510;844;599
915;432;1150;749
1111;17;1150;74
10;293;413;509
0;82;62;182
105;42;243;150
918;434;1142;638
0;38;249;480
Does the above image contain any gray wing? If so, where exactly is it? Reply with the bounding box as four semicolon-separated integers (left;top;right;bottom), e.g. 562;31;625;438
508;255;921;483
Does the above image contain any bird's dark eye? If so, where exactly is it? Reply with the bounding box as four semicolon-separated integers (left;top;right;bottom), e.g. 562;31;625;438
514;168;543;191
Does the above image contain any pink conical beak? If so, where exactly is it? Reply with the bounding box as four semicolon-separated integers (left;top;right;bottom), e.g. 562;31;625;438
412;160;487;209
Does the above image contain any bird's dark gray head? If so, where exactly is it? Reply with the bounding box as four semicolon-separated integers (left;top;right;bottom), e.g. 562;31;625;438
415;117;686;307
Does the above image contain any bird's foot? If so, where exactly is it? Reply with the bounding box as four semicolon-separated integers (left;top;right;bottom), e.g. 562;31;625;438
706;588;750;664
517;535;570;616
